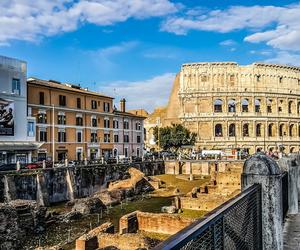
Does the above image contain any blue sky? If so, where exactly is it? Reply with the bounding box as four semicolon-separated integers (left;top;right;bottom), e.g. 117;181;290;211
0;0;299;111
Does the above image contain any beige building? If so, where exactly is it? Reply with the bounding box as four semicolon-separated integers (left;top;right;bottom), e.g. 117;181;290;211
159;62;300;154
27;79;145;161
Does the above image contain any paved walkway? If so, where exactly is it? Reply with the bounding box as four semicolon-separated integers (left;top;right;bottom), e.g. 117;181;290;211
283;211;300;249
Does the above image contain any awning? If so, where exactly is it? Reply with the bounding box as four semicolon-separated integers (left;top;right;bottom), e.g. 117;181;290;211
0;141;43;151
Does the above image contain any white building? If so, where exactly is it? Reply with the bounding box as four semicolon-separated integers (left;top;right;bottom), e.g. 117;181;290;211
0;55;40;164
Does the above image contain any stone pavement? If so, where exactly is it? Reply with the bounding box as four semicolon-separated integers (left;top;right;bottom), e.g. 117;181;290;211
283;212;300;250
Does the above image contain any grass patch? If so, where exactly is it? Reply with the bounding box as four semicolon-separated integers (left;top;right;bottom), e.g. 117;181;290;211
180;209;207;219
140;231;171;241
154;174;210;194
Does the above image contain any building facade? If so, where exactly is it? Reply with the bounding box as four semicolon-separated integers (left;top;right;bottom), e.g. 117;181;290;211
164;62;300;154
27;79;144;161
0;56;38;164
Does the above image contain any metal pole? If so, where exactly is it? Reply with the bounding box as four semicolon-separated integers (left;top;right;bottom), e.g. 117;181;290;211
52;104;55;168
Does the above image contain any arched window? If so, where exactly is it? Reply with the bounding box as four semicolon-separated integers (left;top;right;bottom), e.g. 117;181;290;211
241;99;249;112
288;101;293;114
268;123;275;137
256;124;262;137
290;147;295;153
243;123;249;137
289;124;296;137
255;99;261;112
298;124;300;137
215;124;223;137
229;124;235;137
267;99;273;113
228;99;236;112
279;124;286;137
214;99;223;113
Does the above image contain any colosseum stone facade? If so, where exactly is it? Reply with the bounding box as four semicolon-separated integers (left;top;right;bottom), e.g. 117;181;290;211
163;62;300;154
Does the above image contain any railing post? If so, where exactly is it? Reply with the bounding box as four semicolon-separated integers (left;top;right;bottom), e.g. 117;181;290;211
278;155;299;214
242;153;282;250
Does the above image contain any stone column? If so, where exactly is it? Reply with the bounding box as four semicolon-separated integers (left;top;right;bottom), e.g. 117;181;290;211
242;153;283;250
278;156;298;214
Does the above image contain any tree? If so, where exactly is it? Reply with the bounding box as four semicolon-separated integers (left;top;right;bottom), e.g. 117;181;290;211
153;124;197;151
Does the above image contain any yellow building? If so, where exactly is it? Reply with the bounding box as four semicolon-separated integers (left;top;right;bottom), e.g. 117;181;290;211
160;62;300;154
27;78;145;161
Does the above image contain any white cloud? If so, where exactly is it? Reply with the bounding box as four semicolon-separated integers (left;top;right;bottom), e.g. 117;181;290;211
0;0;178;45
161;3;300;52
99;73;175;112
219;39;236;46
264;51;300;66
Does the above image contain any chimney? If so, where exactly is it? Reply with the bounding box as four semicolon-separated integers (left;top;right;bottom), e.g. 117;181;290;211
120;98;126;112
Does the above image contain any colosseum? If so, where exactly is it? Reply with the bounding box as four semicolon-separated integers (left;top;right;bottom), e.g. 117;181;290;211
154;62;300;154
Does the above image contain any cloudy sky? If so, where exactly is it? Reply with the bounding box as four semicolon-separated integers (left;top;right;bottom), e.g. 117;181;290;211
0;0;299;111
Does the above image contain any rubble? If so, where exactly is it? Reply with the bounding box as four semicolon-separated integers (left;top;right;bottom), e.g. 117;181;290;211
72;197;105;215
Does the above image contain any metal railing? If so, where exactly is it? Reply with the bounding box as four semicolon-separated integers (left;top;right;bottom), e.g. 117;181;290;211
155;184;262;250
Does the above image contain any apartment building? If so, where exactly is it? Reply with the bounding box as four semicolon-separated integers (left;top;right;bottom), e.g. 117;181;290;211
27;79;145;161
0;55;39;164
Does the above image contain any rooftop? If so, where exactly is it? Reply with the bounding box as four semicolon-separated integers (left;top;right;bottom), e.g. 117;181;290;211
27;77;114;99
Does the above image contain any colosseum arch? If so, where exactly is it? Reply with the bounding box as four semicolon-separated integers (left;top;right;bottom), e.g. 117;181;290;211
290;147;295;153
297;101;300;114
279;124;286;137
241;99;249;112
228;99;236;112
215;124;223;137
256;123;262;137
268;123;276;137
288;100;295;114
214;99;223;113
228;123;236;137
267;99;273;113
289;124;297;137
255;99;261;112
243;123;250;137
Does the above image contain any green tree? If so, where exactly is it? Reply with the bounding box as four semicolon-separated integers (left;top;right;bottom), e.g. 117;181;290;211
153;124;197;151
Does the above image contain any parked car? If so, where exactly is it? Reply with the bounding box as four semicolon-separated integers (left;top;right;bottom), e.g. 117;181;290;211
26;163;40;169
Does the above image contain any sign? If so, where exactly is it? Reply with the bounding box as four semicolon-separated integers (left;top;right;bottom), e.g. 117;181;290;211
0;98;14;136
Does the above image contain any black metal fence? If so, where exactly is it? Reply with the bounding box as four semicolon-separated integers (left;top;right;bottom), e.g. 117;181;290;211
281;171;289;221
154;184;262;250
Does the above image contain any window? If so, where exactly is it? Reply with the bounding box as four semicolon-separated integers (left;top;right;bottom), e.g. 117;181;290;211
58;130;66;142
289;124;295;137
91;100;97;109
228;99;236;112
12;78;21;95
37;113;47;124
288;101;293;114
243;124;249;137
135;122;141;130
104;118;110;128
113;120;119;129
58;114;66;125
256;75;261;82
76;116;83;126
279;76;283;83
104;133;110;143
103;102;110;112
91;132;98;143
77;131;82;143
255;99;261;112
228;124;235;137
215;124;223;137
137;148;140;157
256;124;262;137
77;98;81;109
39;130;47;142
241;99;249;112
267;99;272;113
59;95;66;106
114;134;119;143
91;117;97;127
39;92;45;105
279;124;285;137
124;120;129;129
27;122;35;137
124;134;129;142
268;124;274;137
201;75;207;82
229;74;235;84
297;102;300;114
214;99;223;113
137;135;141;143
